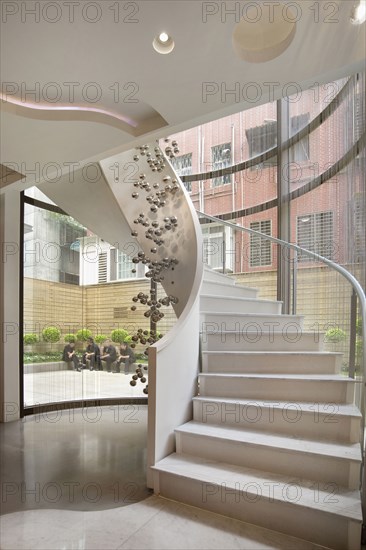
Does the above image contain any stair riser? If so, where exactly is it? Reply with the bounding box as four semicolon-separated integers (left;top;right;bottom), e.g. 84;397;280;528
201;281;258;298
155;472;361;550
203;269;236;285
200;296;282;314
202;333;324;352
176;432;360;489
202;353;341;374
199;377;354;404
200;314;304;331
193;401;361;443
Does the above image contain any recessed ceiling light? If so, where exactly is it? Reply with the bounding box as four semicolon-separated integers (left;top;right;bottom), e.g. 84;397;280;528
159;32;169;43
153;32;175;54
351;0;366;24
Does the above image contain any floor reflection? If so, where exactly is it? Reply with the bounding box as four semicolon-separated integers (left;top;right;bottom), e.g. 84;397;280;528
0;405;150;514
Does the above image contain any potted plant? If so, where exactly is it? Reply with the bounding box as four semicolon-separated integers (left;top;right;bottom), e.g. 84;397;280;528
76;328;93;342
325;327;347;343
111;328;132;344
42;326;61;343
64;333;77;344
23;333;39;360
23;333;39;346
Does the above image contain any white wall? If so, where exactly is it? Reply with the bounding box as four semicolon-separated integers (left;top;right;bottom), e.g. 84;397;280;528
0;190;20;422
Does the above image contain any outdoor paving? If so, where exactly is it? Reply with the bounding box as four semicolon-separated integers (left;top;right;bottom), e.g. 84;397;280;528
24;369;148;406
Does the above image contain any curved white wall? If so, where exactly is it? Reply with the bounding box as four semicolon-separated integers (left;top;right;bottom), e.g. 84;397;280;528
41;142;204;485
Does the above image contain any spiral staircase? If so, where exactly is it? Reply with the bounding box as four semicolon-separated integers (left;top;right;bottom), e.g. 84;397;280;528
152;266;363;550
39;141;364;550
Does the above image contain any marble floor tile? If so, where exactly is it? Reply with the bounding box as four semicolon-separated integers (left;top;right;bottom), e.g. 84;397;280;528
0;496;329;550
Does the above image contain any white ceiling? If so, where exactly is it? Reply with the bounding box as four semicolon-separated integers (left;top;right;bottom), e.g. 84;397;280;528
0;0;365;188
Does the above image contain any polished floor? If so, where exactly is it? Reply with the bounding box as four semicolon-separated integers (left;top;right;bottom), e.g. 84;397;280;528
1;406;330;549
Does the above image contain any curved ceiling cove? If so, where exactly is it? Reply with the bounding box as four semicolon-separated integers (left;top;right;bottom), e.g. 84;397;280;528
0;94;168;137
0;94;138;127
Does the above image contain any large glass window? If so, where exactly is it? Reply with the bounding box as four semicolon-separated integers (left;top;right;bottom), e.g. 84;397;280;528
171;153;192;192
348;195;365;263
250;220;272;267
246;120;277;167
22;193;177;410
211;143;232;186
245;114;310;167
202;224;234;271
290;113;310;163
297;212;334;261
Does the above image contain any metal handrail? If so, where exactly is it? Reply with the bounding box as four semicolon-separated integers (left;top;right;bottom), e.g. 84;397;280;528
198;208;366;507
197;213;366;395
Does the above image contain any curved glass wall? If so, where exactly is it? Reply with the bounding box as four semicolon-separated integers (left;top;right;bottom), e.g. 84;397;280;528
22;189;177;408
162;71;365;374
22;72;365;409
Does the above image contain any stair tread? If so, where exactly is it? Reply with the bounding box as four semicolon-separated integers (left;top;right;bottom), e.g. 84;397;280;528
204;266;234;279
199;373;354;382
193;396;362;417
202;280;258;291
153;453;362;521
200;293;282;304
200;311;303;318
175;421;362;461
202;330;321;335
202;351;342;356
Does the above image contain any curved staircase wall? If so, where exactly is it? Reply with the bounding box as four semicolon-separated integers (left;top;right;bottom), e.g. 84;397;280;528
41;143;204;487
99;144;204;486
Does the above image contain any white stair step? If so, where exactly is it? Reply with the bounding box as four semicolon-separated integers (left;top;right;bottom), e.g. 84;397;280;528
200;312;304;331
198;373;356;403
202;351;342;374
153;453;362;550
202;331;324;352
175;421;362;489
203;266;236;285
201;280;258;298
200;294;282;314
193;397;362;443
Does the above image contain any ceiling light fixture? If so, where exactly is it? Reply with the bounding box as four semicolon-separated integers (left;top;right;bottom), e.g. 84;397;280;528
153;32;175;54
351;0;366;24
159;32;169;43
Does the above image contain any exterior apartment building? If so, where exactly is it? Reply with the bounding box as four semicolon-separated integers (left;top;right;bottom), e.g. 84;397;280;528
167;79;365;278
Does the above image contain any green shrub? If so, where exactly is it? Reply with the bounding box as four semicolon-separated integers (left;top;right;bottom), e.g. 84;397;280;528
95;334;108;345
111;329;131;344
23;333;39;345
42;326;61;343
356;338;364;366
325;327;347;343
76;328;93;341
356;318;363;337
64;333;77;343
24;351;61;364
